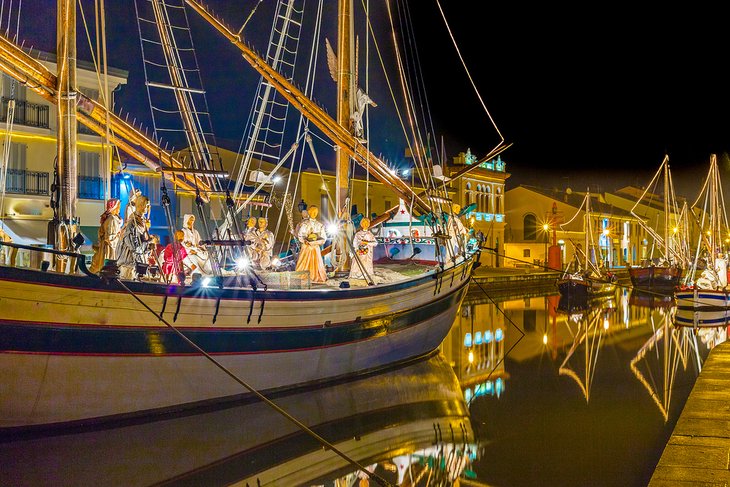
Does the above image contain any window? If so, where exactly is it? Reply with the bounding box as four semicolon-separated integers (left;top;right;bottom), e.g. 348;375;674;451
384;200;391;212
523;248;531;257
523;214;537;240
78;151;100;178
7;142;26;171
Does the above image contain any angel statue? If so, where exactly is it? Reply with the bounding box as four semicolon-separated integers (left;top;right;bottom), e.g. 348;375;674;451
325;37;377;141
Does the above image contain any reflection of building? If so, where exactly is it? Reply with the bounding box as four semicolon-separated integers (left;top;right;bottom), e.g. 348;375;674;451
504;185;642;269
0;56;127;247
442;296;508;403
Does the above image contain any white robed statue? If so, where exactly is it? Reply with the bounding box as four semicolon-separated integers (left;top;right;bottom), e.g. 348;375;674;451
446;203;469;262
116;195;150;279
349;218;377;282
251;217;275;270
181;213;213;275
295;205;327;283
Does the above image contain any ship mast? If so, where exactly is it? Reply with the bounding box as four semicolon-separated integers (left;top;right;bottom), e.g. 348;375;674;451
55;0;78;251
336;0;354;215
183;0;431;214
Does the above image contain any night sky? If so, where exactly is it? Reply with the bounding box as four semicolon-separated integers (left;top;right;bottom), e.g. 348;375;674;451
9;2;730;198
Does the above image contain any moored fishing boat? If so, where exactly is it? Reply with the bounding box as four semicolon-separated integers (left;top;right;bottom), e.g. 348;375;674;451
675;154;730;317
0;0;506;431
627;155;687;292
556;190;616;300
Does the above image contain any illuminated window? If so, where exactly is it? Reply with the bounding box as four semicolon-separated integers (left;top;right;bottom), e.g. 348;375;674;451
464;333;472;347
475;331;482;345
495;328;504;341
484;330;493;343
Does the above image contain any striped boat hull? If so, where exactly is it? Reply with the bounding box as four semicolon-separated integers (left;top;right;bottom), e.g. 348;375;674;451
0;258;473;429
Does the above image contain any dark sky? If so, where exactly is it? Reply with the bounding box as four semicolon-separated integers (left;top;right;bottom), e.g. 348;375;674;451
10;2;730;198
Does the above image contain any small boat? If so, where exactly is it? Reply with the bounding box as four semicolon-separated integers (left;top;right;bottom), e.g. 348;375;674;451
627;155;687;292
556;190;616;300
675;154;730;316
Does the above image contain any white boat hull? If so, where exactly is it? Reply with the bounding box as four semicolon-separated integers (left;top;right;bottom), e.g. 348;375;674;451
0;258;473;430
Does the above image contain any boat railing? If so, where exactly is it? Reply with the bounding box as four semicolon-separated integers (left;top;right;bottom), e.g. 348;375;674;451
0;241;94;277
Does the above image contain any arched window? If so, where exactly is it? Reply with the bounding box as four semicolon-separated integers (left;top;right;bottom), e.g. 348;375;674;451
496;187;502;214
485;185;492;213
524;214;538;240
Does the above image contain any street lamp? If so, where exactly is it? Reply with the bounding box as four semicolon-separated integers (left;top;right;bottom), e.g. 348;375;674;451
542;223;550;268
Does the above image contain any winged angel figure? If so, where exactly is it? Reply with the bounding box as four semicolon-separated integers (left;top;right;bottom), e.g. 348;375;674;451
325;38;377;141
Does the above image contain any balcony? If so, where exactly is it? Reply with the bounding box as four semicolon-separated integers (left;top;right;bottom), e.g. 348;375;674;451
3;170;104;200
0;97;50;129
4;169;50;195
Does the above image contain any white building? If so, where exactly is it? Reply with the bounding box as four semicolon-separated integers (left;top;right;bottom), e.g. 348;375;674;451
0;51;127;248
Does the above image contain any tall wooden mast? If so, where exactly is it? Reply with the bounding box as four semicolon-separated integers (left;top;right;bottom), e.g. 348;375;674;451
55;0;78;249
335;0;354;215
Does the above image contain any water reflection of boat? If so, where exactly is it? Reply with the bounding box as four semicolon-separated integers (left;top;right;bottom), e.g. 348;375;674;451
556;292;615;316
629;289;675;309
630;312;695;421
0;353;476;486
674;307;730;328
558;302;616;402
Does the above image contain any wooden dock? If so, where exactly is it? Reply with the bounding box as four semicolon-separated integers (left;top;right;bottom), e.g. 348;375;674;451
649;341;730;485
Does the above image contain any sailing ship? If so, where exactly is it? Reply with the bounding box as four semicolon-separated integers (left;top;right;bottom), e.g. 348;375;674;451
556;190;616;302
675;154;730;317
627;155;685;292
0;1;505;430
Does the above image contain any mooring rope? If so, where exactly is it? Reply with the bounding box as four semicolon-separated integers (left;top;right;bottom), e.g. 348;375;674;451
113;278;393;487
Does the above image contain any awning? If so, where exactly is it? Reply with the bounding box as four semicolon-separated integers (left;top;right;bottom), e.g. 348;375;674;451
0;219;50;245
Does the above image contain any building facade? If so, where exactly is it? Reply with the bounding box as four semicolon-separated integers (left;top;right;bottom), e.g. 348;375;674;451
447;150;509;267
504;185;645;270
0;54;127;250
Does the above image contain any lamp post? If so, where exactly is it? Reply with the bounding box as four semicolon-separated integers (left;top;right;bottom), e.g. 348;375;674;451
543;223;550;268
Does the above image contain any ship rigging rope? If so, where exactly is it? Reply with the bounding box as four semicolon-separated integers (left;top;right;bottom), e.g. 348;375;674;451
0;94;14;228
0;0;21;40
359;0;431;195
435;0;504;143
112;278;393;487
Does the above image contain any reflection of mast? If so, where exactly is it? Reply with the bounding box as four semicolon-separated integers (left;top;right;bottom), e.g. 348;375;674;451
558;307;607;402
629;313;691;422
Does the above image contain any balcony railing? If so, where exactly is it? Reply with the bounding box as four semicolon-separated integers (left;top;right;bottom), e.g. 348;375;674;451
3;170;104;199
4;169;50;195
0;97;50;129
78;176;104;200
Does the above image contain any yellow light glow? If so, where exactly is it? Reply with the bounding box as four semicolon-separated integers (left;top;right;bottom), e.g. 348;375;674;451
673;227;679;234
468;350;474;364
542;334;548;345
0;130;106;149
603;318;609;330
602;229;610;236
542;223;549;231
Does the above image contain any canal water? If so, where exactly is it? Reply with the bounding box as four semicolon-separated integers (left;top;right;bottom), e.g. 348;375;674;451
1;285;722;486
